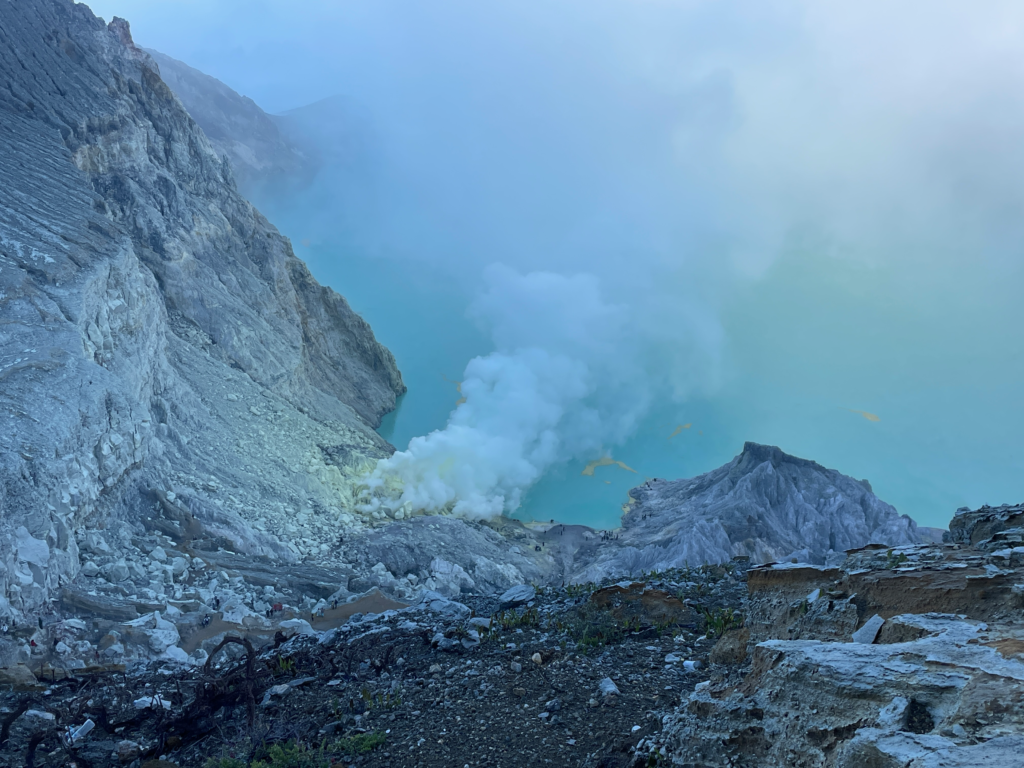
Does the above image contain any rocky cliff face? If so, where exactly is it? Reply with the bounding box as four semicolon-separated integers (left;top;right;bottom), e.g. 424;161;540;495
0;0;403;637
567;442;922;583
657;502;1024;767
144;48;318;195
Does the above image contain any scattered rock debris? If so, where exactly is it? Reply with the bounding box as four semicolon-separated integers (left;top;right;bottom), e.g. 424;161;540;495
0;564;746;767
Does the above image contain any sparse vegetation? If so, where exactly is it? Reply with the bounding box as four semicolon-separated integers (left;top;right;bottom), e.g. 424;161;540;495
885;549;909;569
272;654;296;675
204;733;386;768
492;606;540;630
361;685;403;710
698;606;742;639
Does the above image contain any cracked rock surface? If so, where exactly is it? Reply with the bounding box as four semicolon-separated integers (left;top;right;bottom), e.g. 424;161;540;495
566;442;923;584
656;502;1024;767
0;0;403;643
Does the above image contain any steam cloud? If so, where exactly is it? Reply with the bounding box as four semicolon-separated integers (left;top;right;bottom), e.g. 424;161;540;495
358;266;665;518
99;0;1024;523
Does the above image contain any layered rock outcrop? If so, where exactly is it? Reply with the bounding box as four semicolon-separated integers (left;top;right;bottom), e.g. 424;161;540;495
0;0;403;639
567;442;922;583
660;503;1024;767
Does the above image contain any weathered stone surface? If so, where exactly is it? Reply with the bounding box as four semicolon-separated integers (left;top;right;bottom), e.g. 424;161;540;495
498;584;536;610
852;613;885;643
568;442;921;582
665;616;1024;766
0;0;403;639
660;503;1024;767
338;516;550;599
947;503;1024;546
0;664;42;691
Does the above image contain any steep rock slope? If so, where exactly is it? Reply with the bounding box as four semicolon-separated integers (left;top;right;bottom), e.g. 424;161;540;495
0;0;404;627
144;48;317;194
568;442;921;582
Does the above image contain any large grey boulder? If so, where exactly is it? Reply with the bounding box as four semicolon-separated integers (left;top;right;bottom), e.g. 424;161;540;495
498;584;536;610
569;442;921;582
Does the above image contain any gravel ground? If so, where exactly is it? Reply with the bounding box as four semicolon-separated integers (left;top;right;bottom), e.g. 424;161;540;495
0;564;747;768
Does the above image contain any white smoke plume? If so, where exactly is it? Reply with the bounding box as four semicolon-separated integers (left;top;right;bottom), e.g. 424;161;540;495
358;265;670;518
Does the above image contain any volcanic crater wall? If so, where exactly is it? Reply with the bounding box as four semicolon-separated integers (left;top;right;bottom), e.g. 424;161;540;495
0;0;404;626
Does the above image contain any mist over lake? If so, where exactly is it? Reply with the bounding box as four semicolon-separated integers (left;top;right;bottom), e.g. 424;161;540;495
90;0;1024;530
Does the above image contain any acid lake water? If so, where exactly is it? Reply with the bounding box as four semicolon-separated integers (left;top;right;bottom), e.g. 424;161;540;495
254;176;1024;532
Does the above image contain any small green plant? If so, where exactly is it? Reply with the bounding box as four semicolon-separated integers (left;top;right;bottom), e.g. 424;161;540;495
333;731;386;756
204;734;386;768
273;654;296;675
564;581;598;598
698;606;742;639
884;549;909;569
251;740;328;768
361;686;403;710
494;606;540;631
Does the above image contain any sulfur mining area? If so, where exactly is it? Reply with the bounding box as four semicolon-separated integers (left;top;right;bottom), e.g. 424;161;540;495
1;1;1023;766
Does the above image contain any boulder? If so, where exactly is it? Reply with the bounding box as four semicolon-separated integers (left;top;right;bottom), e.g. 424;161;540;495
0;664;42;691
499;584;536;610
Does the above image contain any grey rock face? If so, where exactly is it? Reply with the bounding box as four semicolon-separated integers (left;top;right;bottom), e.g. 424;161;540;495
665;616;1024;767
338;516;549;599
569;442;921;582
0;0;403;627
498;584;536;610
144;48;318;195
947;502;1024;546
658;503;1024;767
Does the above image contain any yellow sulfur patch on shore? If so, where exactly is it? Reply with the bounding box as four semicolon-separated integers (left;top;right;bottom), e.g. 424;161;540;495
668;423;692;439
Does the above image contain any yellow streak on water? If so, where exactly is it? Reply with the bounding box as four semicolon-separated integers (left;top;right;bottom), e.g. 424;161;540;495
582;456;638;477
441;373;467;405
842;408;881;422
668;423;692;439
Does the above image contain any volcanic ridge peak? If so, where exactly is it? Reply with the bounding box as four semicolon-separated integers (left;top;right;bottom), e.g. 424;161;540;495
564;441;922;585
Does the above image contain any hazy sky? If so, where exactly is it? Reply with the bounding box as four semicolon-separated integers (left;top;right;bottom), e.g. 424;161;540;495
83;0;1024;526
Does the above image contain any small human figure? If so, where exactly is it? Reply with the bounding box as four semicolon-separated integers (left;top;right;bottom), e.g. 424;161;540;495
214;596;220;610
201;614;211;628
